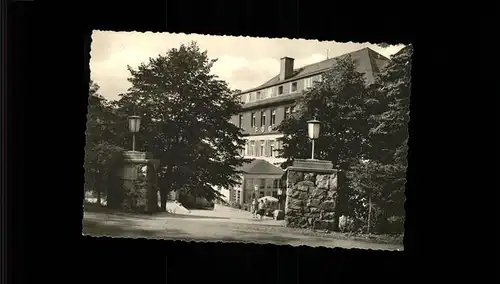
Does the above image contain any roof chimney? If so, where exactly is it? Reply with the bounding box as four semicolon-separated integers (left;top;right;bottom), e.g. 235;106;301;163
280;57;294;81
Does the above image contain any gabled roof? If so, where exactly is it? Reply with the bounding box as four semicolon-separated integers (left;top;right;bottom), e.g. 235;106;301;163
242;47;390;94
237;159;284;175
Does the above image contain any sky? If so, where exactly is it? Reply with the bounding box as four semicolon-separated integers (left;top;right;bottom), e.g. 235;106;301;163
90;31;405;101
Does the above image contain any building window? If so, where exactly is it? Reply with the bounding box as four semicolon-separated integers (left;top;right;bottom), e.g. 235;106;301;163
259;191;265;197
260;111;266;126
273;179;279;188
251;112;256;127
230;189;236;202
291;81;298;92
285;107;291;119
272;191;278;198
236;190;241;203
260;140;265;157
304;77;313;89
250;141;255;156
271;109;276;125
269;87;277;97
246;178;254;190
238;114;243;128
265;179;272;189
256;91;262;100
278;86;284;95
270;140;275;157
264;88;271;98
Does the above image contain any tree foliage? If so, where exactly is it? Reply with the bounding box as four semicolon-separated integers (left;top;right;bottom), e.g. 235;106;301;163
276;56;371;171
351;46;412;233
113;42;249;207
84;80;125;204
276;48;412;234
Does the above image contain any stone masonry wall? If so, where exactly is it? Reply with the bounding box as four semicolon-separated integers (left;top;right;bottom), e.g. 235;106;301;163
285;169;340;230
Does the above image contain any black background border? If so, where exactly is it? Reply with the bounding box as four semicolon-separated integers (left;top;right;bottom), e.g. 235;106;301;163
4;0;486;282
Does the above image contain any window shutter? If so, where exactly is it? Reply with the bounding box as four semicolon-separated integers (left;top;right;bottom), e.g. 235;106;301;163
264;140;269;157
255;140;260;156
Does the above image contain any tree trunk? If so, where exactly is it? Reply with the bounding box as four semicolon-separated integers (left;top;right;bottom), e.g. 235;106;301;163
96;175;102;206
159;165;174;211
96;189;102;206
367;195;372;234
160;188;168;211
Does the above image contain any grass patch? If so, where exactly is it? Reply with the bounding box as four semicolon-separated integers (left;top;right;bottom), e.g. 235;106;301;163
305;230;404;245
83;218;193;239
244;223;404;245
84;201;230;220
83;218;159;237
83;201;119;213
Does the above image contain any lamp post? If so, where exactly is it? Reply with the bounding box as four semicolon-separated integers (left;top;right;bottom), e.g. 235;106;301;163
128;115;141;152
307;118;321;160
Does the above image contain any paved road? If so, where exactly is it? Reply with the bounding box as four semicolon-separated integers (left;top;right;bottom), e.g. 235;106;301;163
83;211;403;251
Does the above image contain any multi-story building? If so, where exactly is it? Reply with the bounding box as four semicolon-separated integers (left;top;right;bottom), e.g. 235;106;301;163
218;47;390;205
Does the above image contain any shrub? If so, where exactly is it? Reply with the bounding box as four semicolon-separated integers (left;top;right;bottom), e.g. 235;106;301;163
385;216;405;234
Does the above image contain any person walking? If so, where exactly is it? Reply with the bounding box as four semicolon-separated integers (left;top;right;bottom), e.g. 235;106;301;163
257;199;265;220
251;198;258;218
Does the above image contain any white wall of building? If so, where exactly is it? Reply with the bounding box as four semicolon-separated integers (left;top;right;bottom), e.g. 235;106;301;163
214;185;233;204
242;134;286;166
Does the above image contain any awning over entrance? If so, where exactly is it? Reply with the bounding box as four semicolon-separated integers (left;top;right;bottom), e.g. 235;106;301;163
237;159;284;176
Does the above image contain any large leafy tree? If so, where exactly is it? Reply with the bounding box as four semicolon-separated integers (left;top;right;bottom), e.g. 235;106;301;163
276;56;371;171
276;56;373;231
84;80;125;204
115;41;249;210
351;46;412;233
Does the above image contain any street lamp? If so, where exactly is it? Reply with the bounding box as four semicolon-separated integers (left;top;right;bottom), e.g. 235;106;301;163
307;117;321;160
128;115;141;152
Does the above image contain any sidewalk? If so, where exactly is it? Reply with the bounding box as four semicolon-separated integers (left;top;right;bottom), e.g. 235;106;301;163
179;204;285;226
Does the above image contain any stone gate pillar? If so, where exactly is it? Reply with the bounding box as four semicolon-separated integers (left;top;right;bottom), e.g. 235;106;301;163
116;151;160;214
285;159;342;231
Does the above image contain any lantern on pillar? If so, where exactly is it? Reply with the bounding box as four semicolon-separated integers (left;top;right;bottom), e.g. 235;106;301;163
128;115;141;151
307;118;321;160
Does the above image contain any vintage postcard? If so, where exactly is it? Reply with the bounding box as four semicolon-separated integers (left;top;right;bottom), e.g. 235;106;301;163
84;31;410;251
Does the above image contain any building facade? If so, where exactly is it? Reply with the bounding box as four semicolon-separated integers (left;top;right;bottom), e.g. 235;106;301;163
216;159;284;205
217;47;390;206
230;47;390;166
